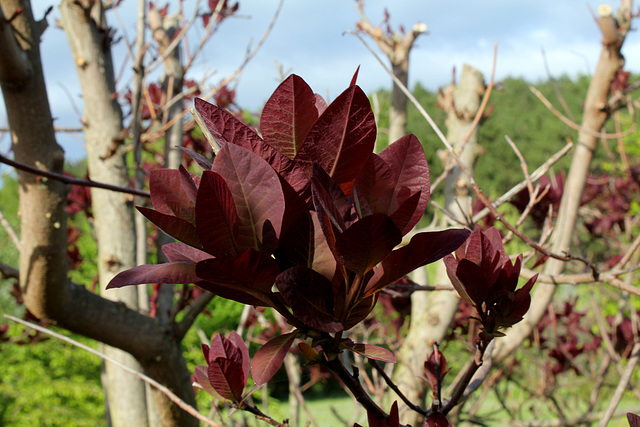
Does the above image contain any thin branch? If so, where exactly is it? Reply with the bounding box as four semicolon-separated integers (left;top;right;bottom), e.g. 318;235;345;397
350;31;593;266
597;342;640;427
0;208;19;250
176;292;215;340
0;153;150;198
0;261;19;279
369;359;428;417
530;85;636;139
3;315;223;427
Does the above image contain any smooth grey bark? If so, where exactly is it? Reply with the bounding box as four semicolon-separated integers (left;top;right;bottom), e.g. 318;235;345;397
58;2;149;425
394;64;484;426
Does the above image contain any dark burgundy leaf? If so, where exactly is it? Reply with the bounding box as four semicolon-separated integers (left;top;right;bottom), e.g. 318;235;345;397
260;74;319;159
379;134;430;233
196;249;280;298
194;97;263;148
252;331;298;385
628;413;640;427
137;206;201;249
195;281;269;307
179;146;213;170
312;163;352;225
350;66;360;87
162;242;212;263
209;333;243;366
389;191;421;235
353;153;394;218
366;228;471;296
193;365;220;398
276;266;343;333
196;171;239;256
208;358;245;402
227;331;250;382
107;262;201;289
314;93;328;115
149;168;197;221
335;214;402;276
212;143;284;251
424;412;452;427
343;294;377;330
296;85;376;196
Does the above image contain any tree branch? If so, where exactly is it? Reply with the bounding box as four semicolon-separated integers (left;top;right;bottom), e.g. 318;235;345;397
0;153;150;198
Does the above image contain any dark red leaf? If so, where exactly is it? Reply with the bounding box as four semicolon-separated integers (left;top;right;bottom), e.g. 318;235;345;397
275;266;343;333
335;214;402;276
209;333;243;366
343;294;377;330
343;341;396;363
353;153;394;218
366;228;471;296
212;143;284;251
162;242;212;263
252;331;298;385
137;206;201;248
379;134;430;233
314;93;328;115
196;249;280;302
424;412;452;427
149;168;197;221
196;171;239;256
107;262;201;289
193;365;220;398
260;74;320;159
628;413;640;427
179;146;213;170
227;331;250;382
350;66;361;87
296;85;376;196
194;97;263;148
208;358;245;401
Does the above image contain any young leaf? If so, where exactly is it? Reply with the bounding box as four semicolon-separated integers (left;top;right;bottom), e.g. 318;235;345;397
365;228;471;296
212;143;285;251
349;66;361;87
195;171;239;256
209;333;243;365
275;266;343;333
252;331;298;385
628;413;640;427
379;134;430;232
342;341;396;363
193;365;221;399
296;85;376;195
107;262;201;289
208;358;245;402
227;331;250;382
260;74;319;159
137;207;202;249
334;214;402;276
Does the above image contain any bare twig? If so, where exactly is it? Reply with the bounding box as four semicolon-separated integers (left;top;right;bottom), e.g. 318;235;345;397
597;342;640;427
369;359;428;417
530;85;636;139
3;315;223;427
0;208;19;250
0;153;150;198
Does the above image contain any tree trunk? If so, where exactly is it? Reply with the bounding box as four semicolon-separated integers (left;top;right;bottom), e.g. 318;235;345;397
492;1;633;362
1;0;69;322
389;62;409;145
394;64;484;426
58;1;149;425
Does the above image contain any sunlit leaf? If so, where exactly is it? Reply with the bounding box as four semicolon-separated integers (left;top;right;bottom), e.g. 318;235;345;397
260;74;319;158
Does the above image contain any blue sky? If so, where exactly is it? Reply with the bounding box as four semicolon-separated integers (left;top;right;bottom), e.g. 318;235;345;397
2;1;639;160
